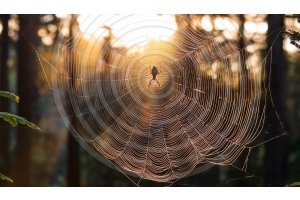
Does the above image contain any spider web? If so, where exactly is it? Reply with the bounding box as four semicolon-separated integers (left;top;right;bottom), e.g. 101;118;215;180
36;15;287;185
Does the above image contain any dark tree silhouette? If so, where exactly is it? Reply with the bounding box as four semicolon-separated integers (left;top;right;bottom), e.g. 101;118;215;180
0;15;10;180
13;15;40;186
264;14;287;186
238;14;247;74
66;15;80;187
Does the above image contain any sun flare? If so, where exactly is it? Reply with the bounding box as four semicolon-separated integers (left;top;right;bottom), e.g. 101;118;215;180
77;15;177;51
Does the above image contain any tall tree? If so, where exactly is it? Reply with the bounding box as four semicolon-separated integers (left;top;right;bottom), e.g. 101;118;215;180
238;14;247;73
66;15;80;186
264;14;286;186
13;15;40;186
0;15;10;184
0;14;10;177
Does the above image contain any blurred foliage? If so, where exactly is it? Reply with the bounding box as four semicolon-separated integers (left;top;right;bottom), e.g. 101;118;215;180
0;91;41;182
286;181;300;187
0;91;19;103
0;91;41;131
0;112;41;131
286;182;300;187
0;173;13;183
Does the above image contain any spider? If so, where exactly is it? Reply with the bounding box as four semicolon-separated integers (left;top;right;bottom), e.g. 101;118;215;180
148;66;161;88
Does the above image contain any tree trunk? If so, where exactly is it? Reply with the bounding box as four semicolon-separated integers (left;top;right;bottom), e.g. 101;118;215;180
66;15;80;187
238;14;247;73
0;14;10;181
264;14;286;186
14;15;40;186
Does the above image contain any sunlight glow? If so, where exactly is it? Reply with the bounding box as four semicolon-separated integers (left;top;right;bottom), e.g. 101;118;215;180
284;38;299;53
245;21;268;34
77;15;177;50
201;16;213;32
214;17;238;32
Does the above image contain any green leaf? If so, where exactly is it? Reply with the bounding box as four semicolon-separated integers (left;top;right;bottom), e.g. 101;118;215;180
0;173;13;183
286;182;300;187
0;91;20;103
0;112;41;131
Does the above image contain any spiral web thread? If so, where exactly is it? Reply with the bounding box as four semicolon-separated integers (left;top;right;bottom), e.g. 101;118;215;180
36;15;286;184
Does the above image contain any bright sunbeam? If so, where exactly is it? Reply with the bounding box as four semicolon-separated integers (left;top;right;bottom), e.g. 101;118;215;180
77;15;177;51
